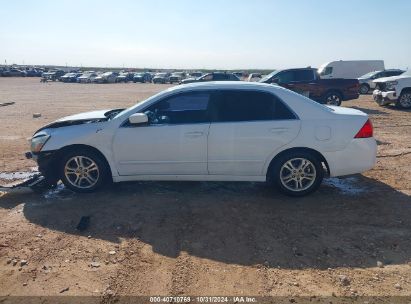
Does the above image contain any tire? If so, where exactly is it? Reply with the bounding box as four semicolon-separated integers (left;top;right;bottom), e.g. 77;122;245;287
359;84;370;94
323;91;342;106
59;148;110;193
269;151;324;197
396;91;411;109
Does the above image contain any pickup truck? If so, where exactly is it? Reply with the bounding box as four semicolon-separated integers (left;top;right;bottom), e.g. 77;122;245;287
372;70;411;109
259;68;359;106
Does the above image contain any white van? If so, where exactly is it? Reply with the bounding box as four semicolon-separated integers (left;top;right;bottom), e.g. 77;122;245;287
318;60;385;79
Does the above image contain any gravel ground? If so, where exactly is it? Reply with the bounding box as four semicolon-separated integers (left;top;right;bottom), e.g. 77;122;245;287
0;78;410;300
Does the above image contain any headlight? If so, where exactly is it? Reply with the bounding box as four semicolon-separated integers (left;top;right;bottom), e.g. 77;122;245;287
386;81;398;90
30;134;50;153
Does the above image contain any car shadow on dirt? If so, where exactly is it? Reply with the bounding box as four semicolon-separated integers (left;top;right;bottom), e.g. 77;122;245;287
1;175;410;269
351;105;411;114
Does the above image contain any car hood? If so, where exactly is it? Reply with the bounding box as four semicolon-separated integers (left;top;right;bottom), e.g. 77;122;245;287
373;75;410;83
34;109;123;134
56;110;110;122
181;78;197;83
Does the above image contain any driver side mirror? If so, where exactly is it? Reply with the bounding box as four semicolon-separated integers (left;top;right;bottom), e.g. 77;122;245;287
128;113;148;125
271;77;280;84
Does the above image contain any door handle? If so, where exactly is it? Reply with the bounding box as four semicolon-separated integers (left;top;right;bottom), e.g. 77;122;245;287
185;131;204;138
270;127;289;134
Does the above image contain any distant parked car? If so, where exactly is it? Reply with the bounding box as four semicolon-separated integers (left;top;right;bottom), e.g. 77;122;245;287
169;72;186;84
94;72;119;83
41;70;65;81
260;68;359;106
181;72;240;84
152;73;170;84
233;72;244;79
133;72;152;83
116;72;134;83
2;68;27;77
25;69;42;77
373;70;411;109
358;69;405;94
248;73;262;82
77;72;98;83
189;72;203;78
61;72;81;83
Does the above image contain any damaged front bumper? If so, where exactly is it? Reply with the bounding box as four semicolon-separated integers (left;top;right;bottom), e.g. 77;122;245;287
373;89;397;106
25;150;59;184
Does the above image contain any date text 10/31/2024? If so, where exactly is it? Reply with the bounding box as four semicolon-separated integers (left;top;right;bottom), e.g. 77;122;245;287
150;296;257;303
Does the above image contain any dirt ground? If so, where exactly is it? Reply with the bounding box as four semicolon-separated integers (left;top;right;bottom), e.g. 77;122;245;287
0;78;410;301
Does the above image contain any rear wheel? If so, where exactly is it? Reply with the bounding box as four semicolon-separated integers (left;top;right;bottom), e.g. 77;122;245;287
323;91;342;106
270;151;324;196
60;149;109;193
359;84;370;94
397;91;411;109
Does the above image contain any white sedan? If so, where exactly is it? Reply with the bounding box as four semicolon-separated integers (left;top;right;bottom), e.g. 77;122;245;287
27;82;377;196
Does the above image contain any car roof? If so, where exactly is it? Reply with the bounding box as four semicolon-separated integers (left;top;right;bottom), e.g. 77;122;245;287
166;81;281;93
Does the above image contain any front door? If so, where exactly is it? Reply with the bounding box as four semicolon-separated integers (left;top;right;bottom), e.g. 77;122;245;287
113;91;211;176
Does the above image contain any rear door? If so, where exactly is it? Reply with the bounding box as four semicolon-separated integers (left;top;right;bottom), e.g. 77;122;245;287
207;90;301;176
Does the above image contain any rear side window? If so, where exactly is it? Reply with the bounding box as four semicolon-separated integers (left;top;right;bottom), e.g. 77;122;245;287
211;90;296;122
385;71;402;77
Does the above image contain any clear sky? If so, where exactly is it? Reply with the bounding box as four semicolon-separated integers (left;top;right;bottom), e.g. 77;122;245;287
1;0;410;70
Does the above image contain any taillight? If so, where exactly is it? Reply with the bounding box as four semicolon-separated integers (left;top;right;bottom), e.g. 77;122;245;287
354;119;373;138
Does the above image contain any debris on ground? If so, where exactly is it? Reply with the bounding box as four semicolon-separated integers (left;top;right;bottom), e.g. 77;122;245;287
90;262;100;268
394;283;402;290
59;287;69;293
338;275;351;286
0;101;15;107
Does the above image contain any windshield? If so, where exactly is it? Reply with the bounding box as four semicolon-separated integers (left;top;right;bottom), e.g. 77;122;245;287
259;71;278;83
156;73;166;77
359;71;379;79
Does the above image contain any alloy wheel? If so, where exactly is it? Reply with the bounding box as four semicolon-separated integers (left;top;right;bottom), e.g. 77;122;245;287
399;93;411;108
279;158;317;192
64;156;100;189
326;94;341;106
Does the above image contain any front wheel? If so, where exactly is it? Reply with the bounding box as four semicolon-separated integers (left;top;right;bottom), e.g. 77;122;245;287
60;149;109;193
397;91;411;109
323;91;342;106
270;151;324;196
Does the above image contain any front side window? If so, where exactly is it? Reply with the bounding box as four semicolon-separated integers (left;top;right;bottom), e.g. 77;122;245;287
319;67;333;76
294;70;315;81
276;71;295;83
201;74;213;81
145;92;210;125
211;90;296;122
212;74;227;81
